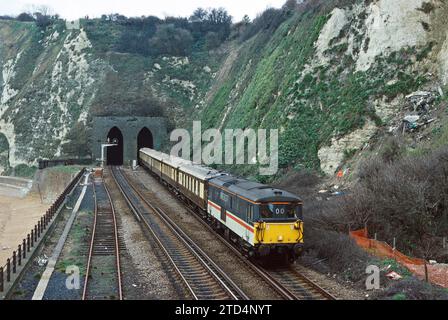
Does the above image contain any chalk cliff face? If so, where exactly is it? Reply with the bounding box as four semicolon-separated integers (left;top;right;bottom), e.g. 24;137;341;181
0;23;108;172
1;0;448;178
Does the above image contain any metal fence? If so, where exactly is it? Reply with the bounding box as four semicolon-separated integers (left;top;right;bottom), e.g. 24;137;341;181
0;168;86;294
38;159;92;170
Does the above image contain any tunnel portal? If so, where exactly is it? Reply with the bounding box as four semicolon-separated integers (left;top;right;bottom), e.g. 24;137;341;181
92;117;167;166
137;127;154;161
107;127;124;165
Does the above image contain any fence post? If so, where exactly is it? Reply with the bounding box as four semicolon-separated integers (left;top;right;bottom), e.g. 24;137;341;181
34;225;37;242
6;259;10;282
0;267;3;292
18;245;22;266
23;239;26;259
37;221;41;238
12;251;16;274
424;261;429;283
27;234;30;252
31;230;34;247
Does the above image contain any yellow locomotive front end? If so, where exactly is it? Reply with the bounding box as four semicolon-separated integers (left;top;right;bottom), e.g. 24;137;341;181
253;202;304;261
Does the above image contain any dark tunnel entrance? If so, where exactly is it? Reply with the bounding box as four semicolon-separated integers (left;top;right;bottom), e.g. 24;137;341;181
107;127;124;166
137;127;154;162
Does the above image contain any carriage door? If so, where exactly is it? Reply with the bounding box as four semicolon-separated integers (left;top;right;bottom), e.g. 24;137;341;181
220;191;227;223
221;206;226;222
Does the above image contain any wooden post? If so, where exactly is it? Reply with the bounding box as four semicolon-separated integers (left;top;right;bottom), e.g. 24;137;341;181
6;259;10;282
12;251;16;274
34;225;37;242
27;234;30;252
0;267;3;292
31;230;34;247
18;245;22;266
424;261;429;283
23;239;26;259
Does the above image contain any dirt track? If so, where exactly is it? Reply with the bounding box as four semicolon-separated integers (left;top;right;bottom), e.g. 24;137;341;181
0;193;48;267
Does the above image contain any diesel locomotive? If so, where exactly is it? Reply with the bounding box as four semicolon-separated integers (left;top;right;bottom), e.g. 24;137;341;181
139;148;304;262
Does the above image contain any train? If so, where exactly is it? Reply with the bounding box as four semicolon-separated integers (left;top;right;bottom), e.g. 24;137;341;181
139;148;304;263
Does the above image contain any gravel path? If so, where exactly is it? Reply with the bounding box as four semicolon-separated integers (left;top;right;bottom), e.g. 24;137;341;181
42;182;94;300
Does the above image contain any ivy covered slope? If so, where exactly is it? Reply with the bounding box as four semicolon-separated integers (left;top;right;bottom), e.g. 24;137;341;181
198;0;448;180
1;0;448;180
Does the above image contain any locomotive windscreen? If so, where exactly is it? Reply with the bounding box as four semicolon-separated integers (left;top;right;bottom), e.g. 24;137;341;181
260;203;302;219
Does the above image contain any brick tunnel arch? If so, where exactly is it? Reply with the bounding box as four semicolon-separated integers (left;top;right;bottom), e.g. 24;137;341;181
137;127;154;162
107;127;124;166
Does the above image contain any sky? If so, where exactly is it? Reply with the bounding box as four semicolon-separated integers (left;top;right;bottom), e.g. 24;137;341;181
0;0;287;21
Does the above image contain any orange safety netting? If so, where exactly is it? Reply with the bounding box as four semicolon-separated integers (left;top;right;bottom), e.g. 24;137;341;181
350;228;448;288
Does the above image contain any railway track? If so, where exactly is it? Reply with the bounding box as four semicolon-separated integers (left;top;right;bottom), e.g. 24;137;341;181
131;166;336;301
110;166;249;301
82;176;123;300
260;267;336;300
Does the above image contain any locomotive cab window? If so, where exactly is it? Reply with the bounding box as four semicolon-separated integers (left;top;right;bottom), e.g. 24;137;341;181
260;203;299;219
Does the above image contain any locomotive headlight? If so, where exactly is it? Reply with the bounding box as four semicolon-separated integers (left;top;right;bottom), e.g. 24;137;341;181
278;235;283;242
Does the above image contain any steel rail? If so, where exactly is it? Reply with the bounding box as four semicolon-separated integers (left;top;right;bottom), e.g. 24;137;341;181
82;176;123;300
110;166;249;300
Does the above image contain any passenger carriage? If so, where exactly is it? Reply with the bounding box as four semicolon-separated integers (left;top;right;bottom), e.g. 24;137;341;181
139;148;304;262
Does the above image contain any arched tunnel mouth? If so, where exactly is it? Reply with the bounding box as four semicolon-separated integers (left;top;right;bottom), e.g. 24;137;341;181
107;127;124;166
137;127;154;163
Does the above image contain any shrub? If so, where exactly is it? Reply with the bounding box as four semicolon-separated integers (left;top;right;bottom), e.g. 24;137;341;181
61;122;91;158
205;32;221;50
16;13;35;22
376;278;448;300
240;8;291;42
299;227;373;282
341;146;448;259
149;24;194;56
13;164;37;178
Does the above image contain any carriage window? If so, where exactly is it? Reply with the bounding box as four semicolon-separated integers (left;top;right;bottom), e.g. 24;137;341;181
200;183;204;199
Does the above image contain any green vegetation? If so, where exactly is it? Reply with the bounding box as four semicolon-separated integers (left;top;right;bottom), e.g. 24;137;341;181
0;0;441;183
379;258;413;278
47;165;84;175
198;5;431;180
11;164;37;178
392;293;407;300
55;213;91;276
